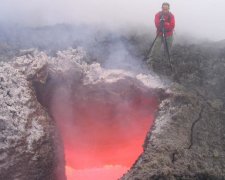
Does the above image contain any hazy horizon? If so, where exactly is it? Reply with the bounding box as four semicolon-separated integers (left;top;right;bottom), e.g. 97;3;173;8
0;0;225;41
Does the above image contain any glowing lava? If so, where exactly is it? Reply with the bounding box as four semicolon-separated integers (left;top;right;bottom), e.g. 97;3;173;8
51;85;158;180
66;165;128;180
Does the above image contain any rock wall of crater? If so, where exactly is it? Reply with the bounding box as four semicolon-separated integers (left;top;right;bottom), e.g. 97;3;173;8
0;52;67;180
122;84;225;180
121;44;225;179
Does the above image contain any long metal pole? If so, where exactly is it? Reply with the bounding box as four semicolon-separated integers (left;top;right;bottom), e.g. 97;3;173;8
161;19;173;71
143;33;159;61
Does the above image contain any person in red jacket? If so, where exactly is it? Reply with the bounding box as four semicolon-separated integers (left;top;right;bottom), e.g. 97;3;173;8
147;2;175;67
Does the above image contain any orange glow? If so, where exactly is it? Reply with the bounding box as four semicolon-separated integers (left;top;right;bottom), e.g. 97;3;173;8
52;86;158;180
66;165;129;180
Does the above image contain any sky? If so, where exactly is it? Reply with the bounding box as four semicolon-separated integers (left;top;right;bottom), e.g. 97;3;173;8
0;0;225;41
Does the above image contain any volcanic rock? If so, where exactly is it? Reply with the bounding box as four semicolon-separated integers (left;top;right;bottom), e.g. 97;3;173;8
0;53;64;179
121;44;225;179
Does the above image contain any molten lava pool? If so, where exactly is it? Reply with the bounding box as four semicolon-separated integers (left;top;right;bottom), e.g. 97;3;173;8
51;84;158;180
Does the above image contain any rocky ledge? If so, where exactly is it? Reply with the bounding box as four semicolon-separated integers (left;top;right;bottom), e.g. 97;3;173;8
122;44;225;180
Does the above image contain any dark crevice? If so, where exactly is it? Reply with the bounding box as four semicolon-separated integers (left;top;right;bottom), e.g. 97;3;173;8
171;151;178;164
187;107;204;149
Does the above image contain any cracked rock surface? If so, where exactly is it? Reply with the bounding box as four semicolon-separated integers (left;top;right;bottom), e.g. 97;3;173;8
122;45;225;179
0;58;61;179
122;85;225;179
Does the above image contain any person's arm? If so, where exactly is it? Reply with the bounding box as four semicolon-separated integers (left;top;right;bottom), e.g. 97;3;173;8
164;13;175;31
155;12;161;30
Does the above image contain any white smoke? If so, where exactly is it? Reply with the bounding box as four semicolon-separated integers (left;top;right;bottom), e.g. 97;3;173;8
0;0;225;40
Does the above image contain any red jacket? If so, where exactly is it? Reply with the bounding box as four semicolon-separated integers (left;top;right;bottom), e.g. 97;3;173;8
155;11;175;37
